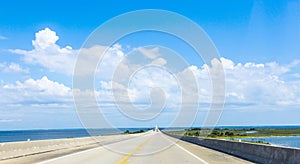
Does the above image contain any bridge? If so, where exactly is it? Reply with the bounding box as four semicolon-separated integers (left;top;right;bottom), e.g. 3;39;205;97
40;131;252;164
1;128;299;164
1;130;251;164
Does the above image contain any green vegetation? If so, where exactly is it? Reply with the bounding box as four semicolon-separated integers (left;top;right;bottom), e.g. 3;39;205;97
182;128;300;138
239;140;269;145
175;127;300;145
123;129;145;134
183;128;240;138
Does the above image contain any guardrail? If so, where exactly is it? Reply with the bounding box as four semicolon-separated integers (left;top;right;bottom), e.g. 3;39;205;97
165;133;300;164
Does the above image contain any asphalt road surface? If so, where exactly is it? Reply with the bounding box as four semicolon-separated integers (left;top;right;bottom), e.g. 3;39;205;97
38;131;253;164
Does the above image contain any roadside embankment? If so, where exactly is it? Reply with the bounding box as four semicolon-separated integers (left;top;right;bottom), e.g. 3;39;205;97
166;133;300;163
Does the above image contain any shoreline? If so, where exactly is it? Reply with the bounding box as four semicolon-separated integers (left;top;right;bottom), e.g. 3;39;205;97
210;134;300;139
168;128;300;149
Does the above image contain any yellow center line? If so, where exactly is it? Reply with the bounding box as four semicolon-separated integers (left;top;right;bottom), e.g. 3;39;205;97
117;135;153;164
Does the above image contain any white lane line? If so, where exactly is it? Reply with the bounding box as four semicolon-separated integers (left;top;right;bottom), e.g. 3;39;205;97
175;143;209;164
160;132;209;164
38;133;153;164
38;146;103;164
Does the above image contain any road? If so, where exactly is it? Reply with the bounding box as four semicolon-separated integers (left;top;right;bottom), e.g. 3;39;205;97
38;131;253;164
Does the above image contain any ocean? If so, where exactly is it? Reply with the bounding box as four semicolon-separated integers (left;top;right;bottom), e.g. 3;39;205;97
236;136;300;149
0;128;149;143
1;126;300;149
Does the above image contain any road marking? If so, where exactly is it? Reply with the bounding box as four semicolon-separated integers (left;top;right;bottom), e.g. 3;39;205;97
38;145;103;164
161;133;209;164
38;133;151;164
175;142;209;164
117;136;153;164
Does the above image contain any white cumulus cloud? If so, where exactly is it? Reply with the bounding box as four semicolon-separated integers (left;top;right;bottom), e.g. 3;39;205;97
5;28;300;110
218;57;300;105
1;76;72;105
9;28;125;76
96;53;300;108
9;28;77;75
0;62;29;73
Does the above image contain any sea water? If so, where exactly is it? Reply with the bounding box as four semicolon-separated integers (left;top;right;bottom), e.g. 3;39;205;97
236;136;300;149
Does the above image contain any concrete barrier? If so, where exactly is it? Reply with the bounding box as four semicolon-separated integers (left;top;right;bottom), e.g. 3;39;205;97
0;133;144;161
166;133;300;164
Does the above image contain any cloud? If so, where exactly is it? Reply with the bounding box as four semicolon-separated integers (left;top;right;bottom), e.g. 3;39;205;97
0;119;22;123
5;28;300;110
32;28;59;49
96;52;300;109
151;58;167;66
9;28;77;75
1;76;72;105
96;46;209;111
0;62;29;73
93;44;124;78
217;57;300;106
137;47;160;59
9;28;125;76
0;36;7;40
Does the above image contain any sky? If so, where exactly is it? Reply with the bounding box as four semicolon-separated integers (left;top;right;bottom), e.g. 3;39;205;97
0;0;300;130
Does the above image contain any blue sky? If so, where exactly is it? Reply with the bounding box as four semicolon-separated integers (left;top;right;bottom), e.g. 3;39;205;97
0;0;300;130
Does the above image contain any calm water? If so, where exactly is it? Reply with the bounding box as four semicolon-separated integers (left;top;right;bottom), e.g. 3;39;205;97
1;126;300;149
237;136;300;149
0;128;149;143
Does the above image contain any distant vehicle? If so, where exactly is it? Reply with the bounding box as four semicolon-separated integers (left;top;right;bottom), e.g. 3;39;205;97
155;124;159;132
